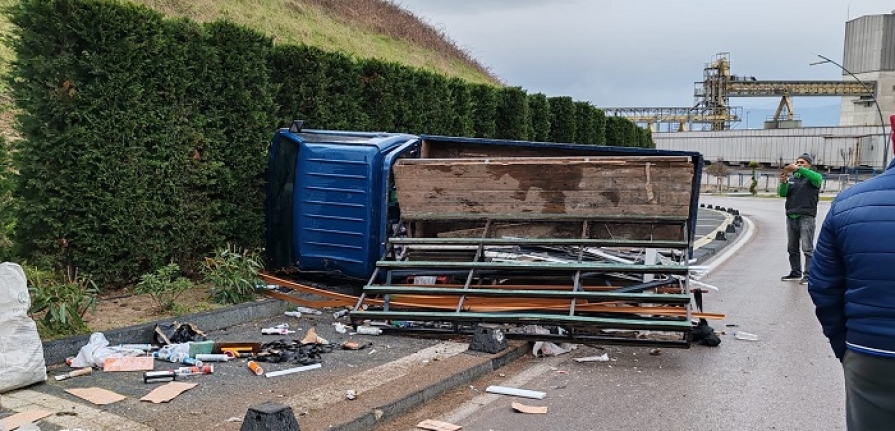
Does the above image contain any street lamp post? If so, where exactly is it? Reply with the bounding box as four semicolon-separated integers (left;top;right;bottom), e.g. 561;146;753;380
810;54;889;169
746;111;751;129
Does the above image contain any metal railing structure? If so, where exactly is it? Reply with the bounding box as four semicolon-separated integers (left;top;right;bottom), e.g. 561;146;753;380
700;172;861;194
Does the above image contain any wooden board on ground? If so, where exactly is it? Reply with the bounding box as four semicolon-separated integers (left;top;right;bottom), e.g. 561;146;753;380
65;387;126;405
141;382;197;403
0;410;53;431
511;402;548;414
416;419;462;431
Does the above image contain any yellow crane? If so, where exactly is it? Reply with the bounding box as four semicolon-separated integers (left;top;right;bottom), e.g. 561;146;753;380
604;53;875;131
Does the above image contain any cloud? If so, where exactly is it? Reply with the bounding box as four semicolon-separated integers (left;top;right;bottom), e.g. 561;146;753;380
396;0;895;124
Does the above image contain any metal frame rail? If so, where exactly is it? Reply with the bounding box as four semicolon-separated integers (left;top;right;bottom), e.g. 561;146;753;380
351;215;695;348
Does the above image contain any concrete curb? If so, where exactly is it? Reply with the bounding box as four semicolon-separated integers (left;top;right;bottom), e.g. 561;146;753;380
329;342;530;431
41;298;291;365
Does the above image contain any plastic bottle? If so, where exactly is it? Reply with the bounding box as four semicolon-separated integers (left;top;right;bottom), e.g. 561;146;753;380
734;331;759;341
291;306;323;316
261;327;296;335
195;353;230;362
247;361;264;376
356;325;382;335
175;365;214;376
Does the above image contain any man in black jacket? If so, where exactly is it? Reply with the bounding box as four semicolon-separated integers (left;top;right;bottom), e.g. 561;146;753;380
778;153;822;283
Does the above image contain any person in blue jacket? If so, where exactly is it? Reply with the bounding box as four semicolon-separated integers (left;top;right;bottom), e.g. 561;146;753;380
809;158;895;430
778;153;823;283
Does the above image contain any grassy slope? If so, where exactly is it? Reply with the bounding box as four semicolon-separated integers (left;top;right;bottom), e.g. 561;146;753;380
0;0;500;137
0;0;497;84
132;0;498;85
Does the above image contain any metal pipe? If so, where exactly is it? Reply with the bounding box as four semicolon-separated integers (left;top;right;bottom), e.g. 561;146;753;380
812;54;889;169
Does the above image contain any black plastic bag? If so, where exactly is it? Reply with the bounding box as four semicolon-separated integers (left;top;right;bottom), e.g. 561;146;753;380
153;321;207;345
691;318;721;347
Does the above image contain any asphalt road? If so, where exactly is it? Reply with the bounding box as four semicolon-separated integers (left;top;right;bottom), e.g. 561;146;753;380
0;201;781;431
404;196;845;431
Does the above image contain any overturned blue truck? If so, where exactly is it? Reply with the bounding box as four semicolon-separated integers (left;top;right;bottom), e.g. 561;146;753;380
265;121;708;347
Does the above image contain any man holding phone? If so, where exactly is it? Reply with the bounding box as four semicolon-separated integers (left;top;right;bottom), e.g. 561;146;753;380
778;153;822;283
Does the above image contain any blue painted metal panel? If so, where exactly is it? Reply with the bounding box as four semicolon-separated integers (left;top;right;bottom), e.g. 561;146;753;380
266;128;417;279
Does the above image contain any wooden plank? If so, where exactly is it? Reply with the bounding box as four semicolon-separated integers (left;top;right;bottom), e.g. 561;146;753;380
393;157;694;220
363;286;691;303
350;310;691;331
375;260;690;274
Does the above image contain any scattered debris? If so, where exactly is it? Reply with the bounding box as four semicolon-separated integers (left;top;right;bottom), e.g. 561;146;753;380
261;325;295;335
140;382;197;404
65;387;126;405
649;348;662;356
345;389;356;400
103;356;154;372
194;353;229;362
416;419;462;431
734;331;759;341
356;325;383;336
153;322;206;345
290;307;323;316
255;339;333;364
573;354;610;363
0;410;53;431
511;402;548;414
54;368;92;381
532;341;577;357
225;417;243;423
143;370;177;384
174;365;213;376
247;361;264;376
264;363;322;378
341;341;371;350
69;332;148;368
691;318;722;346
485;385;546;400
301;327;328;345
334;322;347;334
215;342;259;358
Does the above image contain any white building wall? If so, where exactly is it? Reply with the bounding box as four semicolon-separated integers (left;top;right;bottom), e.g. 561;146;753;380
653;126;891;169
839;71;895;126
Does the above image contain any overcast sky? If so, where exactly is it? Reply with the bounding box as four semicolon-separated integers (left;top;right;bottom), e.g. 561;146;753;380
396;0;895;127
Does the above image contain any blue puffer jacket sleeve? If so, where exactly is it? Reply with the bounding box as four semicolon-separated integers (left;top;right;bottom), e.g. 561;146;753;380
808;200;847;359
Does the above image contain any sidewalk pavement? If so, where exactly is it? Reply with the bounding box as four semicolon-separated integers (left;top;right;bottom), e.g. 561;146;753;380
0;206;744;431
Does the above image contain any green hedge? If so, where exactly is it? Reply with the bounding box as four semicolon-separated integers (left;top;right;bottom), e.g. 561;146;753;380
3;0;651;286
547;96;576;143
7;0;275;284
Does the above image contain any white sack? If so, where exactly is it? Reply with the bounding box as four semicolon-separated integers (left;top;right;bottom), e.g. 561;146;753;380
0;262;47;392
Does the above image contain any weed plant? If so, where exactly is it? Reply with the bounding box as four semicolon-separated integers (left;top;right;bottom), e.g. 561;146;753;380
26;266;98;337
201;244;263;304
135;263;194;312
